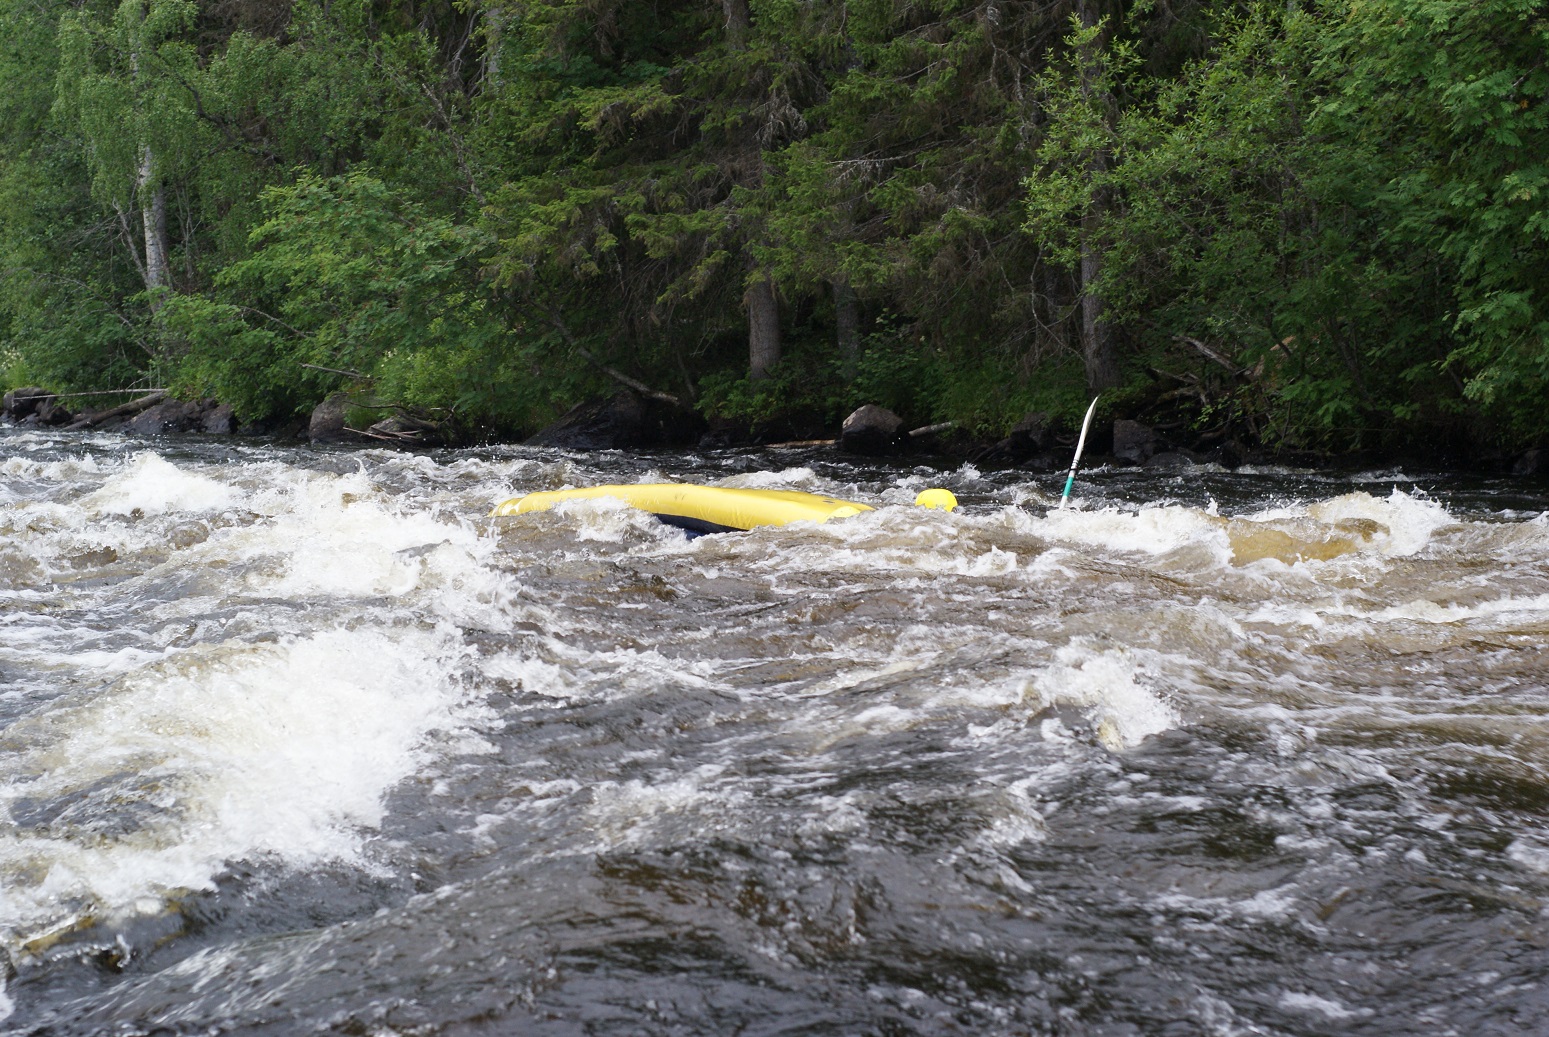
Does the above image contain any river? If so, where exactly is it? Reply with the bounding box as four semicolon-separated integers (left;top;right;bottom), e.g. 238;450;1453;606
1;427;1547;1035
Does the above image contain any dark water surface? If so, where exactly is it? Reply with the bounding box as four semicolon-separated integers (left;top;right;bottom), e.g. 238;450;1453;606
2;429;1548;1035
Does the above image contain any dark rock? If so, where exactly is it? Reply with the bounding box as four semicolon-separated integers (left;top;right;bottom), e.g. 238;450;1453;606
840;404;907;456
32;397;74;426
1143;450;1196;469
698;420;751;451
1112;420;1157;464
1513;448;1542;477
973;411;1053;465
1010;412;1053;449
308;394;353;444
124;399;205;435
260;416;309;441
1215;439;1250;470
201;403;237;435
1021;451;1064;473
4;387;55;422
525;392;703;451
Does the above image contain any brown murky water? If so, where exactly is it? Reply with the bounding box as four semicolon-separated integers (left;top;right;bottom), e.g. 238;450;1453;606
2;428;1548;1035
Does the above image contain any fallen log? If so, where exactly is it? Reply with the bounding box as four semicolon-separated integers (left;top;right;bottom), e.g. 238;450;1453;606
63;390;168;431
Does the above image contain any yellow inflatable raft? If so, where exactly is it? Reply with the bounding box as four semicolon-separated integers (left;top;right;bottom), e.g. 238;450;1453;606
492;484;956;534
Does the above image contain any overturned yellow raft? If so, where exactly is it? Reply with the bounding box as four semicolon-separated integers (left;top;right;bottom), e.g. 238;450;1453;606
492;484;956;534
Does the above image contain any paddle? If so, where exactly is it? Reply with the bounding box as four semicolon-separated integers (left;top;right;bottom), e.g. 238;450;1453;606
1059;397;1100;509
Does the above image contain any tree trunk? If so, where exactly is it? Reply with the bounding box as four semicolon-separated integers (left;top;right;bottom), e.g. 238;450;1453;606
137;144;171;310
481;4;504;89
747;272;781;381
128;3;171;313
722;0;750;49
1079;215;1118;391
723;0;776;382
1075;0;1119;393
834;277;859;375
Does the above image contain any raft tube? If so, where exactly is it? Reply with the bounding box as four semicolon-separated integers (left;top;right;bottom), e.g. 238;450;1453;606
491;484;956;534
492;484;873;534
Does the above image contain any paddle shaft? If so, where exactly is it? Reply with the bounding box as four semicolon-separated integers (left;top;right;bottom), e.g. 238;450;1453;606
1059;397;1100;509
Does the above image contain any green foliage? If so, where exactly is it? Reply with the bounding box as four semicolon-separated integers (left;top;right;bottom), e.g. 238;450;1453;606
1320;0;1549;439
161;171;514;421
1027;3;1467;449
3;0;1548;453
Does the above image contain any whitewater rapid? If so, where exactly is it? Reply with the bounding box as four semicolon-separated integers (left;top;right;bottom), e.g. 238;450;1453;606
2;429;1546;1035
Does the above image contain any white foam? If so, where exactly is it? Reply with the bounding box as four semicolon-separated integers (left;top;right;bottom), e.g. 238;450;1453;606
584;765;747;850
1026;642;1179;749
115;468;513;620
80;453;240;517
1507;838;1549;874
1368;593;1549;625
0;624;486;949
482;650;588;703
715;467;824;491
754;510;1024;577
482;642;716;705
1284;489;1451;558
1278;990;1364;1020
1036;504;1232;561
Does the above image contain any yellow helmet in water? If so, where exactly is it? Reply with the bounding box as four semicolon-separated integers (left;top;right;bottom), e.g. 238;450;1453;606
914;488;958;512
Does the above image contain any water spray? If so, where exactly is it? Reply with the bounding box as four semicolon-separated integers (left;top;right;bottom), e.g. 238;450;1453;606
1059;397;1100;509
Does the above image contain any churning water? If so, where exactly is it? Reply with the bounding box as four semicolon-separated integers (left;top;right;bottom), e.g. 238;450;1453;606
1;428;1547;1035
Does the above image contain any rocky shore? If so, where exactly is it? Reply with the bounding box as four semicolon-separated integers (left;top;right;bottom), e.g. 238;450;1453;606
3;384;1542;477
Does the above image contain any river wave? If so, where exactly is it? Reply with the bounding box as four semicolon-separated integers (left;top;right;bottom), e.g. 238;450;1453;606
2;429;1546;1035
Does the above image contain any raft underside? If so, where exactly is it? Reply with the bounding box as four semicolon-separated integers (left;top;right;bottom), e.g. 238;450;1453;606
653;513;742;535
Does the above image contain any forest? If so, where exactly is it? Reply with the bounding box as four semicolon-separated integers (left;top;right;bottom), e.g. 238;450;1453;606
1;0;1546;458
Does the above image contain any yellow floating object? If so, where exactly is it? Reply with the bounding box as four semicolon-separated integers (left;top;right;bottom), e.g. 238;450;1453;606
492;484;874;533
914;488;958;512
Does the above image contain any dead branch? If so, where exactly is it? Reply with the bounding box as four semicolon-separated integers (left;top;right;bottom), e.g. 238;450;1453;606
1173;334;1242;375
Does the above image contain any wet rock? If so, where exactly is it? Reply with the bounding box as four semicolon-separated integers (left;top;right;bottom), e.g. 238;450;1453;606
840;404;907;456
1513;448;1542;477
973;411;1052;465
1143;450;1196;469
202;403;237;435
31;397;74;426
4;387;56;422
1112;419;1157;464
698;420;751;451
1214;439;1251;470
308;394;353;444
1022;451;1064;473
124;399;206;435
526;392;703;450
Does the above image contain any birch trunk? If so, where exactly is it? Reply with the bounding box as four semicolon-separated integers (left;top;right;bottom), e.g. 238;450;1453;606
137;144;171;310
127;3;171;312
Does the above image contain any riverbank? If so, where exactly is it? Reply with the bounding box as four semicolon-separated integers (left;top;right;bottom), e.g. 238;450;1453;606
4;382;1543;479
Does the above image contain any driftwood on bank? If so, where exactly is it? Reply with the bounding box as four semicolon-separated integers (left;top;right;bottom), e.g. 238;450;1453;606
63;390;168;430
767;420;958;451
34;387;169;400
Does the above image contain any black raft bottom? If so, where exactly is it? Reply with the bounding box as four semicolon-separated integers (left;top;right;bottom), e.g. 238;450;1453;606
654;514;743;537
